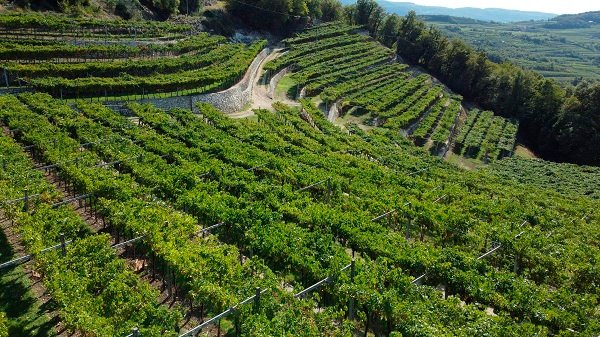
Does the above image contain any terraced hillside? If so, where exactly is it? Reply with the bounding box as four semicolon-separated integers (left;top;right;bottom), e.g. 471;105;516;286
453;109;519;161
1;93;599;336
0;12;191;40
0;13;264;100
267;24;518;160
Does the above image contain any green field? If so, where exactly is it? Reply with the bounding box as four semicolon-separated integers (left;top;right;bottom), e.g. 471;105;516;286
424;15;600;84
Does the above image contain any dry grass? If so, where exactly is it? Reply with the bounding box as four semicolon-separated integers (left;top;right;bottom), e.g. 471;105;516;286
514;144;538;159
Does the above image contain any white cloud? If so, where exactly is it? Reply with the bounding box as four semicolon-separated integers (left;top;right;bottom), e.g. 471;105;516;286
397;0;598;14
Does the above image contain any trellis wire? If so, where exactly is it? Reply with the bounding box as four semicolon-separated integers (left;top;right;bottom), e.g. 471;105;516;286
177;288;269;337
411;220;529;284
294;262;352;299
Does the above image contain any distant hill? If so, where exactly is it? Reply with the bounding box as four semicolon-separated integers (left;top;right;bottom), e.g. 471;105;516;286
339;0;557;22
544;11;600;28
553;11;600;22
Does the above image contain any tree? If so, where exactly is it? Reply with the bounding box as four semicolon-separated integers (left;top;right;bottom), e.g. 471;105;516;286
227;0;290;30
178;0;202;15
423;28;449;75
378;14;401;47
553;82;600;164
354;0;378;25
59;0;90;10
440;39;472;93
396;11;427;64
227;0;342;30
387;9;600;164
319;0;343;22
344;5;357;25
367;5;385;36
152;0;180;16
291;0;309;17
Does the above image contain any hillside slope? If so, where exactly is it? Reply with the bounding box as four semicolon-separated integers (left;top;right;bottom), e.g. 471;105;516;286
0;9;599;336
2;92;599;335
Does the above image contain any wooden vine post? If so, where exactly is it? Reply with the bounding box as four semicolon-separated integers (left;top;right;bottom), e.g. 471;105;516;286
60;233;66;256
253;287;261;314
348;257;356;320
23;189;29;212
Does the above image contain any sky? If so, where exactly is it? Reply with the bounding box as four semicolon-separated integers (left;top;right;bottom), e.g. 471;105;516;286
396;0;599;14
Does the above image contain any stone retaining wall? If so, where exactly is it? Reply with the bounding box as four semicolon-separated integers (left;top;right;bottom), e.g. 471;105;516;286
327;99;341;122
268;66;291;99
104;48;270;114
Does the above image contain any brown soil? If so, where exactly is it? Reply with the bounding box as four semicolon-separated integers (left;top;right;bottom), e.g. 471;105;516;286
233;49;300;119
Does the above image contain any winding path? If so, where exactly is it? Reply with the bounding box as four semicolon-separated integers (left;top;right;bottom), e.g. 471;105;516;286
229;48;300;119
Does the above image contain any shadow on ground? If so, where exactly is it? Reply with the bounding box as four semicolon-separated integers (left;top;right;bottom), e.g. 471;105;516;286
0;228;56;337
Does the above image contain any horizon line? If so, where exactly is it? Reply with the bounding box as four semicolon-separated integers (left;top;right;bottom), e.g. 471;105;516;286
381;0;598;15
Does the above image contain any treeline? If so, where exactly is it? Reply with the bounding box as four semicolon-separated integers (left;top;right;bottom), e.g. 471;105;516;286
345;1;600;165
226;0;344;31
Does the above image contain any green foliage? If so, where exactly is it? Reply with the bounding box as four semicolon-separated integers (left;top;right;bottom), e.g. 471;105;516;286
228;0;291;30
270;23;512;156
425;18;600;83
152;0;180;15
0;312;7;337
379;13;401;47
453;110;517;161
3;37;265;99
346;4;600;165
543;12;600;30
178;0;202;15
43;235;180;337
1;91;599;335
0;263;55;337
2;34;226;74
227;0;342;31
58;0;90;12
488;157;600;199
319;0;343;21
0;112;180;336
1;93;359;334
114;0;136;19
0;12;191;33
0;11;598;331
